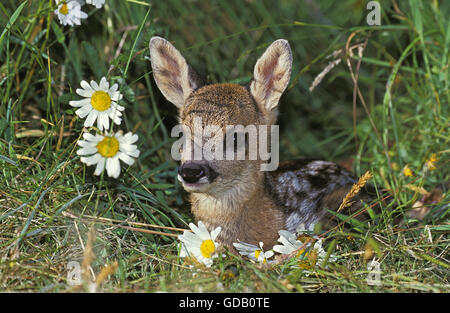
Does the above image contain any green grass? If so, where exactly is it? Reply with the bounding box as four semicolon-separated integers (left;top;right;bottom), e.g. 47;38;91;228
0;0;448;292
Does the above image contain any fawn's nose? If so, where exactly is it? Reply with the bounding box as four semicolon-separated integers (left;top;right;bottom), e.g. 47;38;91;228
178;162;208;184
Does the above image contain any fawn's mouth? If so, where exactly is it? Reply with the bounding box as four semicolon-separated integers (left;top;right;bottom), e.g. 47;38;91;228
177;175;211;192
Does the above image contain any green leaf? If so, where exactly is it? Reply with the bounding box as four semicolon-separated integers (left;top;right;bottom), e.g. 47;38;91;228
82;41;105;79
0;1;27;51
51;20;66;44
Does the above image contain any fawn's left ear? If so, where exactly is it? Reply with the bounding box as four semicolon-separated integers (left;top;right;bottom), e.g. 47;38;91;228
250;39;292;114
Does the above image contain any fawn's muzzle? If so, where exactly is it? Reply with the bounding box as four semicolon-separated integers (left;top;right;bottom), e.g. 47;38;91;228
178;162;218;184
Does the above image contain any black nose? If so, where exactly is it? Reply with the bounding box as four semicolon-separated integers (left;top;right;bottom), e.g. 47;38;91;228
178;162;208;183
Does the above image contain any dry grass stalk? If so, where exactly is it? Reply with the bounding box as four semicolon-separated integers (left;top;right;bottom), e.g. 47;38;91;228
116;225;180;237
268;241;311;267
62;210;188;232
81;226;96;282
95;261;119;288
62;211;188;237
309;58;341;92
337;170;372;213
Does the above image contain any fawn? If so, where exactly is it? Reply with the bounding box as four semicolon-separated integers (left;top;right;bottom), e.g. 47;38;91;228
149;37;377;249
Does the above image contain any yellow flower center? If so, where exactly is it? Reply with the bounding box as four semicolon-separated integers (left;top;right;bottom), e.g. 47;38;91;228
296;249;307;259
296;249;318;270
91;91;112;112
254;249;266;264
200;239;215;258
297;235;314;243
59;3;69;15
97;136;119;158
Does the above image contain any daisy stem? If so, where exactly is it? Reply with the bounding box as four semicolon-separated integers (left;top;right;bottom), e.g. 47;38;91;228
94;169;106;215
123;6;151;78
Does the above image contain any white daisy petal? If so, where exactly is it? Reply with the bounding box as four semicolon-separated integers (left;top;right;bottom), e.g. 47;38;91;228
98;112;109;131
210;227;222;241
109;83;118;93
80;80;92;90
120;145;140;158
99;77;109;90
77;146;98;156
197;221;212;240
179;243;190;258
111;115;122;125
77;140;96;148
80;153;101;165
75;104;92;119
273;245;291;255
76;88;94;98
93;157;106;176
106;156;121;178
265;250;274;259
122;133;138;144
179;231;203;247
118;152;135;166
110;105;123;116
90;80;100;91
189;222;201;236
83;132;102;142
110;92;123;102
86;0;105;8
69;98;91;108
108;109;122;121
84;110;98;127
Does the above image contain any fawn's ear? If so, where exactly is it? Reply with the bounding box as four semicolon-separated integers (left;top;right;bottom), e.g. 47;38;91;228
149;37;201;108
250;39;292;113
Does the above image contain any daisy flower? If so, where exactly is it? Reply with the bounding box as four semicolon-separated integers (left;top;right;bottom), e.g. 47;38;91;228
233;241;274;264
272;223;318;255
69;77;124;131
273;230;306;255
273;229;336;273
77;130;140;178
54;1;88;26
178;221;222;267
296;239;329;271
86;0;105;8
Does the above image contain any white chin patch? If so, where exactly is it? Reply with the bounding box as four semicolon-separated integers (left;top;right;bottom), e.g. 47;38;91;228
177;174;210;185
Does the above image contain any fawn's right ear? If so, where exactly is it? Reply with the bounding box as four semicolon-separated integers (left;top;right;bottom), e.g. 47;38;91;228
149;37;201;108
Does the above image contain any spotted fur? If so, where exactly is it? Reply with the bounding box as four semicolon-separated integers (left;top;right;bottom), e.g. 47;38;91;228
265;159;374;231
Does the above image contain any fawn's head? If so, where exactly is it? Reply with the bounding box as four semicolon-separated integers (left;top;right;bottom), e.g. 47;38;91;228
149;37;292;198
